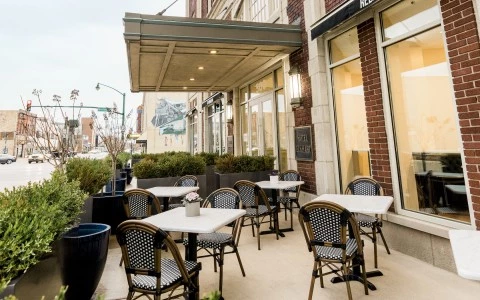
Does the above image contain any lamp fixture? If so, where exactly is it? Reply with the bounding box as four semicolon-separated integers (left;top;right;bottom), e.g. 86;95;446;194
198;66;204;70
183;87;188;90
209;50;218;54
226;99;233;124
189;78;195;81
288;66;302;108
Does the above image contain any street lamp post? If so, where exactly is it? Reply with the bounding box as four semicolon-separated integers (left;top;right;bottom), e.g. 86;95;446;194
95;83;126;128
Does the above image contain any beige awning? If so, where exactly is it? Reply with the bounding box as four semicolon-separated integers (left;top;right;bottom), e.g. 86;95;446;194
123;13;302;93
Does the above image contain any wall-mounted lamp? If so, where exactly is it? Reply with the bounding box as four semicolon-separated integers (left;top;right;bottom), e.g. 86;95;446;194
289;66;302;108
226;100;233;124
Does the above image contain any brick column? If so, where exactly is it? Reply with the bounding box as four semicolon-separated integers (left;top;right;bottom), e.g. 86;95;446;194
441;0;480;229
357;19;394;196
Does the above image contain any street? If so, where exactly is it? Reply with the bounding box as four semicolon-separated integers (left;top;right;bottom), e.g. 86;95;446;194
0;158;55;191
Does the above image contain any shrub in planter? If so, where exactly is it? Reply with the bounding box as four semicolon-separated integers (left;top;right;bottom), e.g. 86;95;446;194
215;154;275;174
196;152;219;166
133;153;206;179
65;158;112;195
0;171;87;292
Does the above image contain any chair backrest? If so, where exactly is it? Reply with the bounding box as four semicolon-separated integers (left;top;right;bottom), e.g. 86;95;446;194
116;220;192;294
233;180;272;210
279;170;301;195
344;176;384;196
174;175;198;187
123;189;161;219
298;201;363;260
203;188;243;243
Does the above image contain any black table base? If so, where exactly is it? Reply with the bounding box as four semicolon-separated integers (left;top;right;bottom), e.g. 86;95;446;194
330;269;382;291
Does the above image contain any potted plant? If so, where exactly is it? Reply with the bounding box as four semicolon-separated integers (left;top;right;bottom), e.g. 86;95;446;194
182;192;203;217
133;152;207;197
270;169;279;183
88;105;132;233
0;171;89;298
214;154;275;188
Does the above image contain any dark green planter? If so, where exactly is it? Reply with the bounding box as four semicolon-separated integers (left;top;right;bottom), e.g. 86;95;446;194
91;192;127;234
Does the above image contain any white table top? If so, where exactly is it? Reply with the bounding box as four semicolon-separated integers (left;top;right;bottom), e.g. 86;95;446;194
256;180;304;190
142;207;246;233
146;186;199;198
312;194;393;214
449;230;480;280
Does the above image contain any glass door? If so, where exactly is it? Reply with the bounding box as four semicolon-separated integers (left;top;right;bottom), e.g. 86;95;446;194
248;93;274;157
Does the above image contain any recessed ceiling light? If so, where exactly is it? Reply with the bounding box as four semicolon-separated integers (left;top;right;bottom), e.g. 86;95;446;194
183;87;187;90
190;78;195;81
209;50;217;54
198;66;204;70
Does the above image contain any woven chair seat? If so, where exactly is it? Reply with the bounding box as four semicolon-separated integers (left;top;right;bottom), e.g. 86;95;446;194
355;213;381;228
132;258;200;290
314;238;358;260
244;205;276;217
183;232;232;250
277;196;297;205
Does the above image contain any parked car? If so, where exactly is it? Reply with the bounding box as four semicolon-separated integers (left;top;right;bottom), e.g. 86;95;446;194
28;152;45;163
76;149;109;160
0;154;17;164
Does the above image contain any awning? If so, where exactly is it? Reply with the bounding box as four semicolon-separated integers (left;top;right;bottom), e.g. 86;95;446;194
311;0;380;40
202;92;223;107
124;13;302;93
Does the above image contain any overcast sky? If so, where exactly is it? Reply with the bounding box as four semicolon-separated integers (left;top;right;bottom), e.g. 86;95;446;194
0;0;185;124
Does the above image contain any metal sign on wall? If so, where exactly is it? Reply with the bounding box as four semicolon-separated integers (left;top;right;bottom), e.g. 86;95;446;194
294;126;313;161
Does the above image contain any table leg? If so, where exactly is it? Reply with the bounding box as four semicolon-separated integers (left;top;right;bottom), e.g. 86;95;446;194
162;197;169;212
186;233;199;300
330;224;379;291
259;190;292;237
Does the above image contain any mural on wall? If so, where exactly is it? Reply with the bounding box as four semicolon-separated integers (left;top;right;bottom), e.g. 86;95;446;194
151;98;186;135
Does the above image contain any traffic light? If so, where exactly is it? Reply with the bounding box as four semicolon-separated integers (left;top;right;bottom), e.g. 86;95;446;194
26;100;32;112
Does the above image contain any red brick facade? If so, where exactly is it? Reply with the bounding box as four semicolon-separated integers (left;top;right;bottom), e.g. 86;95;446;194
326;0;347;13
357;19;394;197
288;0;316;194
441;0;480;229
202;0;208;18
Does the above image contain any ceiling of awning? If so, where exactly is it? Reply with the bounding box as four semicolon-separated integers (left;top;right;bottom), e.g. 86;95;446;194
123;13;302;93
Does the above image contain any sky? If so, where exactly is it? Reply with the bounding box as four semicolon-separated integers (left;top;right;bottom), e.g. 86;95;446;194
0;0;185;124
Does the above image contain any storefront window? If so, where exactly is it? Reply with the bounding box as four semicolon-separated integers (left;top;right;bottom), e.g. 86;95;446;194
277;89;288;171
250;73;274;98
206;101;226;154
329;28;368;191
189;114;198;154
382;1;468;223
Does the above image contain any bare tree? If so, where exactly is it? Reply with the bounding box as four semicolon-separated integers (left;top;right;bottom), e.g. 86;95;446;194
90;103;132;193
25;89;82;171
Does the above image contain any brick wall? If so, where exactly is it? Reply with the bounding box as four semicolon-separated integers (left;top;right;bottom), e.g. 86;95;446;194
287;0;316;194
189;0;196;17
357;19;394;197
325;0;348;13
440;0;480;229
202;0;208;18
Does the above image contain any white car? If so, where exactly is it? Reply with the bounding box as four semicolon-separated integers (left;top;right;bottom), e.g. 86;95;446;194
28;152;45;163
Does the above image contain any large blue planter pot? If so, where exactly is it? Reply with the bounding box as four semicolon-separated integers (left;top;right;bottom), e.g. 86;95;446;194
59;223;110;300
92;192;126;234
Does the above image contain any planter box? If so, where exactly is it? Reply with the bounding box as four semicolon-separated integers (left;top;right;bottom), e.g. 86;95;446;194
215;170;272;188
91;192;127;234
137;174;207;199
0;253;62;299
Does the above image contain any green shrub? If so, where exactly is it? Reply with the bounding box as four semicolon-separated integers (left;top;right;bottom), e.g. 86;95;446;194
196;152;219;166
0;171;87;291
215;154;275;173
132;153;206;179
117;152;131;168
132;153;143;159
65;158;112;195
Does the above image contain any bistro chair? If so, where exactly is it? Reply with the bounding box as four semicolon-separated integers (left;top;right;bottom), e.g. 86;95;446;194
298;201;368;300
183;188;246;294
233;180;279;250
168;175;199;210
278;170;302;228
345;176;391;268
119;188;162;266
116;220;201;300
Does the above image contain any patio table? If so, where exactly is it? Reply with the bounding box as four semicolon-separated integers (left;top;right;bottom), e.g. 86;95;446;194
142;207;246;300
146;186;199;211
312;194;393;290
256;180;304;236
449;229;480;281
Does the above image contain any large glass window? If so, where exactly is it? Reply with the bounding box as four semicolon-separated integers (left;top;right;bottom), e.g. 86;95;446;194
240;68;285;169
381;1;468;223
250;0;279;22
206;101;226;154
329;28;369;191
